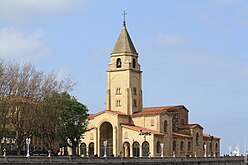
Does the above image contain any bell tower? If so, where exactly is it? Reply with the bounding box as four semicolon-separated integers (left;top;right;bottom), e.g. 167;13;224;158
106;21;143;115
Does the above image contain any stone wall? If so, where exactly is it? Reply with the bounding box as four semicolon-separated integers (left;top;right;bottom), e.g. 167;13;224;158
0;156;246;165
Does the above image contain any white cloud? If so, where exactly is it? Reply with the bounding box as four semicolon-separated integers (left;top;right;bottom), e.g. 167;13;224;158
0;27;50;63
155;33;185;47
0;0;87;23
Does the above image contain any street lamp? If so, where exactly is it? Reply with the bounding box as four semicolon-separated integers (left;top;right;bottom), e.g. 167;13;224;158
103;140;108;158
139;130;151;157
26;138;31;157
160;143;164;157
139;130;151;141
204;144;207;157
1;137;6;156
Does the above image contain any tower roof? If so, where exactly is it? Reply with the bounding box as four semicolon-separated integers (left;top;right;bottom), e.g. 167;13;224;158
111;25;137;54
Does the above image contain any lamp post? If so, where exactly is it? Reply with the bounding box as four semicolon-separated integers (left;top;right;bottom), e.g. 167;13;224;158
139;130;151;157
26;138;31;157
160;143;164;157
1;137;6;156
139;130;151;141
103;140;108;158
3;148;6;157
204;144;207;157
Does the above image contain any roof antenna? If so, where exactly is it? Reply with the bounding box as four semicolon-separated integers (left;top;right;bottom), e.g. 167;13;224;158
122;11;127;27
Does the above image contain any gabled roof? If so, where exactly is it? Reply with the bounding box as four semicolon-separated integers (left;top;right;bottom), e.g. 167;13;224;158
173;132;193;138
181;124;204;130
87;109;128;120
132;105;186;116
203;134;221;140
121;124;164;136
111;25;137;54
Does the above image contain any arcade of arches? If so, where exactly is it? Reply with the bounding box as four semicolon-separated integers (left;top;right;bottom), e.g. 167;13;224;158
77;22;220;157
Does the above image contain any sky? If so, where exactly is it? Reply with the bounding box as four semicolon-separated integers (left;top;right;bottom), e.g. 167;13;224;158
0;0;247;155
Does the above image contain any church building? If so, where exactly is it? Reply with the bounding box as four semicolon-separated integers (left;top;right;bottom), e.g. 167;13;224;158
80;20;220;158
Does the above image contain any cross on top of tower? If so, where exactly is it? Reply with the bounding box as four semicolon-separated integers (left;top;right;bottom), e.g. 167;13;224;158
122;11;127;27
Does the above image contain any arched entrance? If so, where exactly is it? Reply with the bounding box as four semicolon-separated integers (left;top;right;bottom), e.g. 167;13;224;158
89;143;94;156
123;142;130;157
142;141;149;157
132;142;140;157
100;122;113;157
80;143;86;156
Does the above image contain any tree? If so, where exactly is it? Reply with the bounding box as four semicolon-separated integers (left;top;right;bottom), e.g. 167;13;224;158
57;92;88;155
0;58;76;155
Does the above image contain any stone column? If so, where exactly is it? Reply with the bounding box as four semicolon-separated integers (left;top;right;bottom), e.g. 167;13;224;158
86;145;89;157
140;145;142;157
97;128;100;156
113;126;117;156
130;145;133;157
204;144;207;157
124;144;128;157
161;143;164;157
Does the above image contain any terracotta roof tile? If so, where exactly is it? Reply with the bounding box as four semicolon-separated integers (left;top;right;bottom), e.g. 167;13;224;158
181;124;203;129
173;132;193;138
132;105;186;116
121;124;164;136
88;114;96;119
203;134;221;140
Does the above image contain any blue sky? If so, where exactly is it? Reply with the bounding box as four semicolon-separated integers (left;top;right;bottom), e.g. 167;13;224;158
0;0;247;155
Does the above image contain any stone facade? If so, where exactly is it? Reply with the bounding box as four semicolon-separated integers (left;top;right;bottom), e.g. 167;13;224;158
79;22;220;158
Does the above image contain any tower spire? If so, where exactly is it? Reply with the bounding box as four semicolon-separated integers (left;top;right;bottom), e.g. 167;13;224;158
122;11;127;27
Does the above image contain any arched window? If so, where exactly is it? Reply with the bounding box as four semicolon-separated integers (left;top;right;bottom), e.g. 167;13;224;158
116;88;121;95
133;142;140;157
133;99;137;107
210;142;212;152
164;120;168;133
151;119;154;126
181;118;185;125
187;141;191;151
116;58;122;68
180;141;184;151
89;143;94;156
80;143;87;156
173;140;176;152
215;143;218;152
156;141;161;153
133;87;137;95
142;141;150;157
196;132;199;145
116;100;121;107
132;58;136;68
